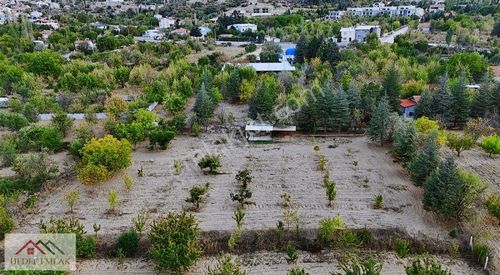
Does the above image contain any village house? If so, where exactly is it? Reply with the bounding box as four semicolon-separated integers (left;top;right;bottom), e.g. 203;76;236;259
227;23;258;33
74;39;97;52
244;121;296;141
339;25;381;45
327;3;424;20
400;96;421;119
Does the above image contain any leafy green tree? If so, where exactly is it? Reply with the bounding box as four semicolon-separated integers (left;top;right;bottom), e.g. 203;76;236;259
24;50;64;78
393;119;417;164
317;39;340;67
113;123;146;147
486;194;500;220
105;95;128;118
424;157;486;219
0;203;14;240
367;97;392;146
186;183;210;209
481;134;500;157
447;52;488;82
193;83;215;126
382;67;402;112
149;212;202;273
446;133;475;157
51;111;73;137
408;133;439;186
96;35;120;51
249;76;279;121
114;66;130;88
224;70;241;103
77;163;110;186
149;126;176;150
0;112;29;130
405;256;451;275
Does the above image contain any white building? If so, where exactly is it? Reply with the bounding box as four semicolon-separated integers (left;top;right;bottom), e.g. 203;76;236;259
227;23;258;33
144;29;164;39
33;18;59;29
159;17;175;29
339;25;381;45
327;3;424;20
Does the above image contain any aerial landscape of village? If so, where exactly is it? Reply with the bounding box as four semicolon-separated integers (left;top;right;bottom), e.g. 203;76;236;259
0;0;499;274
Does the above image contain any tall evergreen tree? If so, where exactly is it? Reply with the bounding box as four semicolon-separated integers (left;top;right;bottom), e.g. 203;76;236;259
193;83;215;126
368;97;391;146
224;70;241;103
408;132;439;186
431;75;453;124
248;77;278;121
470;85;493;118
393;118;417;165
297;89;319;132
450;75;470;127
295;35;308;63
423;157;459;215
382;67;402;112
414;93;434;118
317;39;340;67
331;89;351;132
317;83;335;131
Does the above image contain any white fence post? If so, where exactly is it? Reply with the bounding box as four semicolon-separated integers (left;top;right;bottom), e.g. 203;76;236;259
484;256;489;270
469;236;473;250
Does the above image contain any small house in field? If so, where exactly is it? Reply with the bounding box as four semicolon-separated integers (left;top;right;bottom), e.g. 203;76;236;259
400;95;421;119
244;121;296;141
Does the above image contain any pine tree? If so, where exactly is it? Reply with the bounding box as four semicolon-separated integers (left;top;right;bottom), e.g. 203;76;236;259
423;157;485;219
317;83;335;131
450;75;470;127
248;79;277;121
331;89;351;132
295;35;308;63
423;157;459;215
368;97;391;146
470;85;493;118
408;133;439;186
317;39;340;67
393;119;417;164
431;75;453;124
382;67;402;112
297;89;319;132
224;70;241;103
193;83;215;126
414;93;433;118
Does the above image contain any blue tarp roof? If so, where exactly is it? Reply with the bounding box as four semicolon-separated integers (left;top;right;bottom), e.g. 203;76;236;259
285;48;296;55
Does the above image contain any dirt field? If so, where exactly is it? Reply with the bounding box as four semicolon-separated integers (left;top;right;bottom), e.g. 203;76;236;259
16;135;451;239
75;251;482;275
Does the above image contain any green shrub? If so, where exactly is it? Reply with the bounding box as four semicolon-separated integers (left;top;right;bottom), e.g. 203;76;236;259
198;154;221;174
334;255;382;275
486;194;500;220
39;217;96;259
69;139;86;158
472;243;490;265
394;239;410;258
288;267;308;275
317;214;345;246
115;231;139;257
405;256;451;275
206;254;245;275
0;205;15;240
186;183;210;209
0;111;29;130
149;212;202;273
17;125;63;152
245;43;256;53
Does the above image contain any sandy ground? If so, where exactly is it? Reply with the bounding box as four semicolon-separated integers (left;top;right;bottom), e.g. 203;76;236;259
74;251;482;275
16;135;450;239
186;46;245;63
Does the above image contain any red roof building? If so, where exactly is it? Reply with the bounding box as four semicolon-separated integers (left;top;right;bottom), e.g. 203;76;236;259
400;96;421;119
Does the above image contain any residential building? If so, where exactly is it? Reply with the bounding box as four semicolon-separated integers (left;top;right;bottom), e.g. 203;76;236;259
418;22;431;33
327;3;424;20
144;29;164;39
245;121;296;141
339;25;381;44
74;39;97;52
90;22;108;30
227;23;258;33
170;28;189;37
33;18;59;29
400;96;421;119
429;2;445;13
158;17;175;29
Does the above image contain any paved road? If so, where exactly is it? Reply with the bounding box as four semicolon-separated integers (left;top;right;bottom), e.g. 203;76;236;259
380;26;409;44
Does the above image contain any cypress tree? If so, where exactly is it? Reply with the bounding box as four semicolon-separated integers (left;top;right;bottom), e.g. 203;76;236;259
193;83;215;126
431;75;453;124
408;132;439;186
368;97;391;146
295;35;308;63
382;66;402;112
450;75;470;127
393;119;417;165
297;90;319;132
331;89;351;132
414;93;434;118
423;157;459;215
